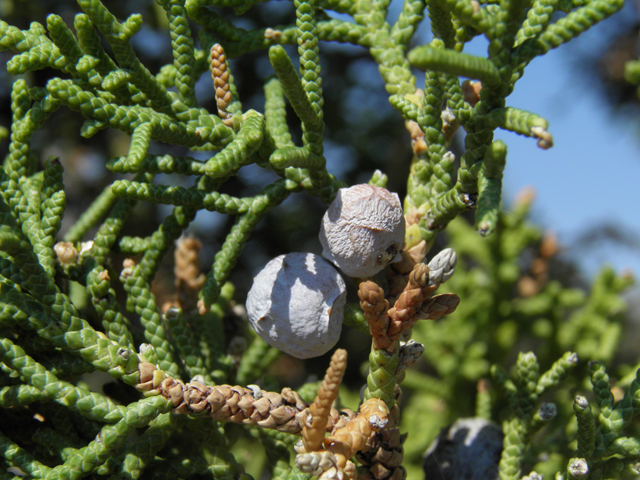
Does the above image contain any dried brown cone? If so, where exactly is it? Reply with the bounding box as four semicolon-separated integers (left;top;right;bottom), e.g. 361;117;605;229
303;349;348;453
357;404;405;480
210;44;233;127
324;398;390;469
358;281;392;351
387;263;436;341
136;362;354;435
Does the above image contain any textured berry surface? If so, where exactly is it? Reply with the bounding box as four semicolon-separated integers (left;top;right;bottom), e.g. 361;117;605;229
246;252;346;359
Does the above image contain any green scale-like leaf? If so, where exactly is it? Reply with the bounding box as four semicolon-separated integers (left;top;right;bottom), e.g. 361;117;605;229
364;346;402;408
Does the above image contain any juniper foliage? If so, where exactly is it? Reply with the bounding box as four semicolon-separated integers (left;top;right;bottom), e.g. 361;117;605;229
0;0;637;479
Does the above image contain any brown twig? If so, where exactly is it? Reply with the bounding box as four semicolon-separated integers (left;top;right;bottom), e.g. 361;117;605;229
359;281;391;351
136;362;353;435
360;251;459;353
324;398;390;469
302;349;348;452
416;293;460;322
387;263;436;342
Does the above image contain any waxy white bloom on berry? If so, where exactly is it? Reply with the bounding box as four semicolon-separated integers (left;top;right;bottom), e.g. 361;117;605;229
319;184;405;278
246;253;346;359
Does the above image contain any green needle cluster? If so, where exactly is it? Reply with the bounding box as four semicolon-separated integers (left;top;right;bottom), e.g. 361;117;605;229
398;198;635;479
